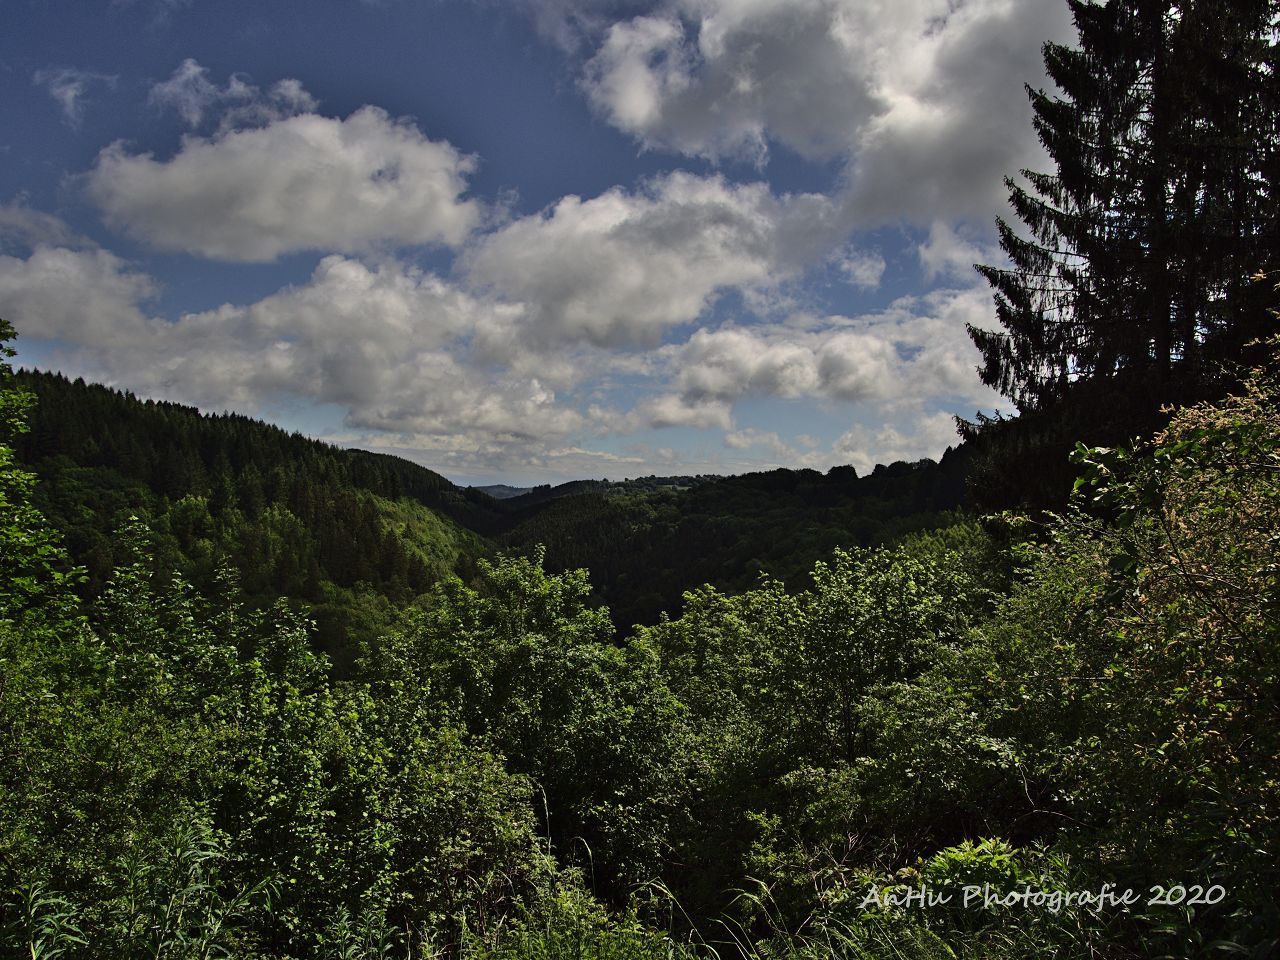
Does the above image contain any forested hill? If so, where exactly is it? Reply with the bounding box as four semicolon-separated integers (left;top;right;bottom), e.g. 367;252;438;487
498;451;972;629
17;369;505;528
17;366;977;643
14;369;503;666
496;472;717;508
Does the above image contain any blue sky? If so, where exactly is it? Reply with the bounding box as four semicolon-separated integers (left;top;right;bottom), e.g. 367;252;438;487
1;0;1075;486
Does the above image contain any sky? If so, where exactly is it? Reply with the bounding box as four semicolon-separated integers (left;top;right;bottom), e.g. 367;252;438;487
0;0;1077;487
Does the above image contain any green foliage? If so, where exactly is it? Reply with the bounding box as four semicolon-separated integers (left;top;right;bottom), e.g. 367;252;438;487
5;317;1278;958
0;345;558;957
375;551;690;895
98;821;272;960
16;369;496;673
464;884;697;960
503;453;972;631
638;537;997;929
949;341;1280;953
10;884;86;960
0;324;77;617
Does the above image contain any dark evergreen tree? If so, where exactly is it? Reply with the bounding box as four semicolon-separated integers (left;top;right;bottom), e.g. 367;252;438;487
972;0;1277;406
966;0;1278;506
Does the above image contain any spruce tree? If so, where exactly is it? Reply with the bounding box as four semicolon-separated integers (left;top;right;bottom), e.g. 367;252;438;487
970;0;1278;416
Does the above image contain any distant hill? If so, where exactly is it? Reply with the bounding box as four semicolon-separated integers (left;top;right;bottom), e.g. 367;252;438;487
472;484;534;499
498;473;717;510
499;453;972;629
16;367;975;644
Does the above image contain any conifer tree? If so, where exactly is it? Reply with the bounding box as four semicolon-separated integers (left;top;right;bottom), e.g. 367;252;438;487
971;0;1278;416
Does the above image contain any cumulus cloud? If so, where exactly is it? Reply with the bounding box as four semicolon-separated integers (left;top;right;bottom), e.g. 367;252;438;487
839;249;886;290
917;220;1003;283
723;427;808;462
593;282;1002;449
162;256;495;412
86;106;480;261
0;246;158;344
33;67;116;128
674;327;818;400
575;0;1074;223
149;59;318;130
843;0;1073;223
583;1;883;161
661;285;1000;413
465;171;837;353
633;392;734;430
0;246;585;456
0;204;92;252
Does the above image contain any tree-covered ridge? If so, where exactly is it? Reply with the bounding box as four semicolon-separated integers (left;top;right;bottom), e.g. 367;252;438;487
17;366;977;643
16;369;503;527
15;369;498;667
500;453;970;629
495;473;717;508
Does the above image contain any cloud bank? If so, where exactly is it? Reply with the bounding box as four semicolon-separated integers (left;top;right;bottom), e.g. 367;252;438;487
88;97;481;261
578;0;1074;222
466;172;838;355
7;0;1068;482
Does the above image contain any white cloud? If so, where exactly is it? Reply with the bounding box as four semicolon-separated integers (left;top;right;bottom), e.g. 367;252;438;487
583;1;881;162
164;255;494;412
86;106;481;261
723;427;798;460
634;392;734;429
0;246;586;457
148;59;318;130
33;67;116;128
0;205;92;252
917;220;1003;282
662;285;1000;411
814;331;900;402
0;245;157;344
576;0;1074;224
842;0;1071;223
674;327;818;400
839;249;886;290
465;171;837;352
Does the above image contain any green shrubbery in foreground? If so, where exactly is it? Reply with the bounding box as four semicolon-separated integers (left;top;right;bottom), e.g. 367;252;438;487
2;319;1278;957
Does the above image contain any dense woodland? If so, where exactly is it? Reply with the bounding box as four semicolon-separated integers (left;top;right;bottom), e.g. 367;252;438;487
3;0;1279;957
13;368;971;646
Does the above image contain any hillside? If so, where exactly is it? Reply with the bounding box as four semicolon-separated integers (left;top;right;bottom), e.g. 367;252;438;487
6;324;1278;959
499;452;971;628
14;369;501;668
18;368;980;642
471;483;533;499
